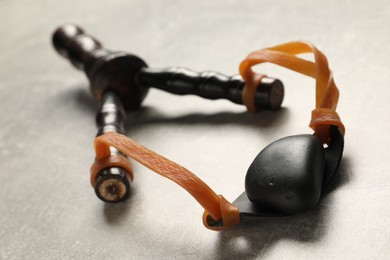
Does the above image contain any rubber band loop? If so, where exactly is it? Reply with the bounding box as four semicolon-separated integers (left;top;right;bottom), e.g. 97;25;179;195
92;132;240;230
90;154;134;186
310;108;345;143
241;73;266;112
239;41;345;143
202;195;240;231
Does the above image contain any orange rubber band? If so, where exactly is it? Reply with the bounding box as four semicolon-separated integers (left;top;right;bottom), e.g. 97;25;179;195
90;154;134;187
92;132;240;230
91;41;345;231
239;41;345;143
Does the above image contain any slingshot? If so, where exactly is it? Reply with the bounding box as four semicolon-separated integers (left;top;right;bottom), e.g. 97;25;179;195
52;24;345;230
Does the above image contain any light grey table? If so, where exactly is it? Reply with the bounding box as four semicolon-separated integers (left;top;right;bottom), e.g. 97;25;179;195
1;0;389;259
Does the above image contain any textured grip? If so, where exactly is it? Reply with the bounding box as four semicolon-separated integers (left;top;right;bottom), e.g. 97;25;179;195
139;67;284;110
93;91;132;203
96;91;126;136
52;24;103;70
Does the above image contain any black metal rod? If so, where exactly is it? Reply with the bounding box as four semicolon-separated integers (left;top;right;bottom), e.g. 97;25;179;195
139;67;284;110
93;91;132;203
96;91;126;136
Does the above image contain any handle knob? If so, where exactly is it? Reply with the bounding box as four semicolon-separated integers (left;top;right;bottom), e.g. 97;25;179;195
52;24;149;111
52;24;104;70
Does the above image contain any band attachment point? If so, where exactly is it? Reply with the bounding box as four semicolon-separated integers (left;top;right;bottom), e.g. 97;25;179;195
202;195;240;231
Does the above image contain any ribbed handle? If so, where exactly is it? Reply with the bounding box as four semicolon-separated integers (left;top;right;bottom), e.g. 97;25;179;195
52;24;103;70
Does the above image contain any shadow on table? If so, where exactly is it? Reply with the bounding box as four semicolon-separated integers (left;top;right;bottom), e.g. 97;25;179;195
214;156;352;259
71;87;97;114
129;106;289;127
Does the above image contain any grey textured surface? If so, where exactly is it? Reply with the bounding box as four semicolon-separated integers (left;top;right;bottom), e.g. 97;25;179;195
1;0;389;259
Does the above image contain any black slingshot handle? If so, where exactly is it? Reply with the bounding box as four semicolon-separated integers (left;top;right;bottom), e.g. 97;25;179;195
52;24;286;203
52;24;285;111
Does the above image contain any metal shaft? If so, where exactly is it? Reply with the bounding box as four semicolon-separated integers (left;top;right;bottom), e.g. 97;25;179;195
93;91;132;202
139;67;284;110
